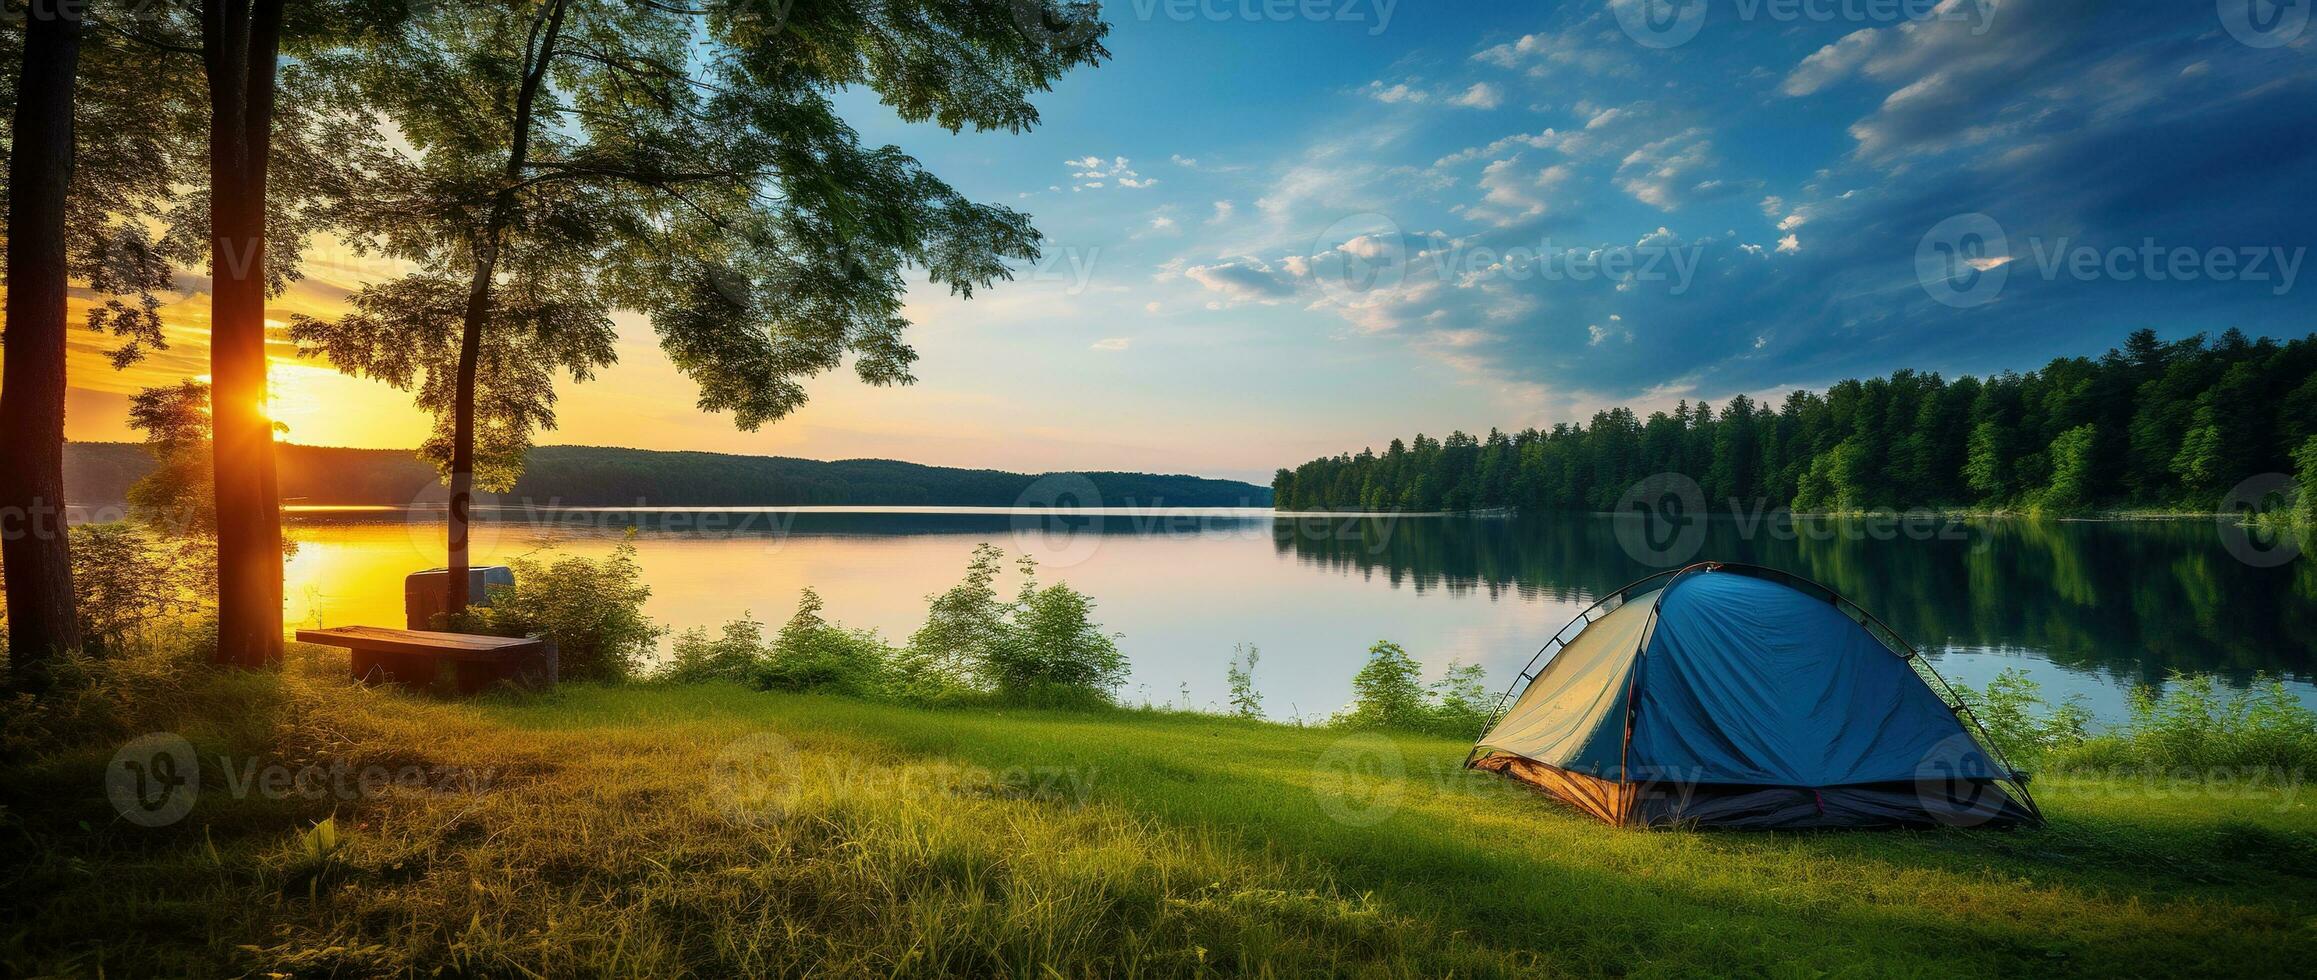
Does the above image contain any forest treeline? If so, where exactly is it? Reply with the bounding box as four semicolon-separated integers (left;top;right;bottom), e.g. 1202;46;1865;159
1273;329;2317;514
64;444;1271;510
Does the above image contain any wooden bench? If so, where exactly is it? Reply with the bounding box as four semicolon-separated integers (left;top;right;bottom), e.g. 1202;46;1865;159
297;626;558;695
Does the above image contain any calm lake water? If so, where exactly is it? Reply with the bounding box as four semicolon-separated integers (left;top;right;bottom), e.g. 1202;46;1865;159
282;508;2317;726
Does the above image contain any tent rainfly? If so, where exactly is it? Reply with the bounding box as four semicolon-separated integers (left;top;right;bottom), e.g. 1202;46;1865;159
1466;563;2041;829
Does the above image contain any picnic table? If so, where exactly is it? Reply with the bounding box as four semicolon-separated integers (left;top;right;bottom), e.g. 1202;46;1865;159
297;626;558;694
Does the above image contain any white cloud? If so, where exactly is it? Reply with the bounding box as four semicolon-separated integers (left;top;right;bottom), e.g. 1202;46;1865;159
1143;301;1162;314
1450;83;1503;110
1208;200;1236;224
1066;155;1155;190
1776;233;1801;254
1170;154;1200;168
1365;80;1429;104
1090;338;1131;352
1615;131;1717;211
1149;215;1179;233
1185;259;1296;304
1460;158;1572;227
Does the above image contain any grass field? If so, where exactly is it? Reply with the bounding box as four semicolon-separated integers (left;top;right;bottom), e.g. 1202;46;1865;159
6;652;2315;976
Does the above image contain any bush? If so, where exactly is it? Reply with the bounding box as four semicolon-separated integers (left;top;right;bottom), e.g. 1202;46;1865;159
69;523;214;654
460;538;663;683
1338;642;1431;732
662;617;771;685
759;589;893;697
1959;668;2317;777
1335;644;1502;738
897;545;1127;707
1226;644;1264;719
1429;660;1494;739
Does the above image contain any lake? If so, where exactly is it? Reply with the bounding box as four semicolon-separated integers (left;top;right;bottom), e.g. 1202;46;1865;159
282;507;2317;726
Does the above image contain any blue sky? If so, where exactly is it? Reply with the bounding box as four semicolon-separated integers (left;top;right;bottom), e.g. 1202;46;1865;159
72;1;2313;483
787;0;2315;481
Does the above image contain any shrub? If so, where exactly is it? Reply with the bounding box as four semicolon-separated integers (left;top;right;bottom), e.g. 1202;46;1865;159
1226;644;1264;719
662;617;772;685
897;545;1128;707
461;538;663;683
759;589;893;697
1429;660;1494;739
1338;642;1431;732
69;524;214;654
988;576;1125;706
1958;669;2317;777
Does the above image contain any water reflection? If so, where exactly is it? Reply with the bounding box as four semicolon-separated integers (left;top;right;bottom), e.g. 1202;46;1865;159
281;508;2314;723
1274;514;2317;686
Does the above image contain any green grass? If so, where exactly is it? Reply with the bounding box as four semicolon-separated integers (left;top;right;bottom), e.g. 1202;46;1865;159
6;653;2315;976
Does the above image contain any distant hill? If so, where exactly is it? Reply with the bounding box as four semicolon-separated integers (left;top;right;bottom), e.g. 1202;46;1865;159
63;443;1272;509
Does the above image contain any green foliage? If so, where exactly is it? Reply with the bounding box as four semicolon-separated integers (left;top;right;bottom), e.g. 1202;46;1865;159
1960;669;2317;776
458;539;663;683
759;590;894;698
1429;660;1495;739
1276;328;2317;513
68;524;212;653
2038;423;2100;511
296;0;1108;490
124;381;219;536
989;570;1126;707
662;617;773;686
890;545;1127;706
1226;644;1264;719
2296;436;2317;527
1337;642;1432;733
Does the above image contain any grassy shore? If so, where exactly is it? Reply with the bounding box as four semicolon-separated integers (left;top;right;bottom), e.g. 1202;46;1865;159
7;651;2315;976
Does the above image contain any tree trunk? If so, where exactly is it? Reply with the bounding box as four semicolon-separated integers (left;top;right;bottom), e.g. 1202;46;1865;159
444;0;569;618
1;2;86;691
204;0;286;669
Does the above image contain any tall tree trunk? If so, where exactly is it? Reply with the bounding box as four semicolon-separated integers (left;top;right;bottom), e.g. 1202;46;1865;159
444;0;568;618
1;1;86;691
204;0;286;669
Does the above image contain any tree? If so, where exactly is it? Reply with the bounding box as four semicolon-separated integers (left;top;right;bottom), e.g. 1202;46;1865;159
0;0;87;687
297;0;1109;616
2296;437;2317;528
126;381;218;537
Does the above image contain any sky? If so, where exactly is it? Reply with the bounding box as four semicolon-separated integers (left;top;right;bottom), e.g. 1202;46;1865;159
57;0;2317;483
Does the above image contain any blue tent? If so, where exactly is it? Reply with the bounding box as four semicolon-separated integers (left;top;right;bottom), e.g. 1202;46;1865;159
1467;563;2040;829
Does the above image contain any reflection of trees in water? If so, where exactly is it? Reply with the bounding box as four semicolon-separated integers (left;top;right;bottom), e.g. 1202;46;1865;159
1274;515;2316;684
